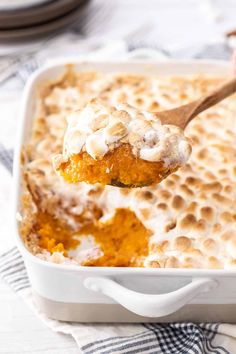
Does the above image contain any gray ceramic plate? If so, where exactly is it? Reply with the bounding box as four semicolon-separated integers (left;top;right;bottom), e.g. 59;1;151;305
0;0;89;42
0;0;52;11
0;0;88;29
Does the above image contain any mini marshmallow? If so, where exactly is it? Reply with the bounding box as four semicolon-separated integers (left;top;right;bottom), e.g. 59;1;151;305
62;99;191;166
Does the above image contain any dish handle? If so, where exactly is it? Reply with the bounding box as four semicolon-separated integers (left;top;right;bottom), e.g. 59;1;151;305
84;277;217;317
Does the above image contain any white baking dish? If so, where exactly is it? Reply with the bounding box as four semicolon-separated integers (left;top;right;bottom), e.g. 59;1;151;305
13;58;236;322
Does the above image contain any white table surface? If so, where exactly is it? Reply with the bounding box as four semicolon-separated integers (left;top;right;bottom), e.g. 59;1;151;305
1;0;236;353
0;282;78;354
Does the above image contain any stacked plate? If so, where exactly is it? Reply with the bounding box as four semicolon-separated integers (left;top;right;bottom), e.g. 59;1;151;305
0;0;90;41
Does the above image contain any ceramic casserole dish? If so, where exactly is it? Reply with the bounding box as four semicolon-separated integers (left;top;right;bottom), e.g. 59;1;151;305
13;58;236;322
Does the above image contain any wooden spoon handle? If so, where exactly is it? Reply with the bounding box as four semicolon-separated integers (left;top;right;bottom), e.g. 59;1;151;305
181;77;236;128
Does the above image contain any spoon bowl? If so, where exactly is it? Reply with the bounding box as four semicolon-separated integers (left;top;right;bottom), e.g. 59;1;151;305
55;77;236;188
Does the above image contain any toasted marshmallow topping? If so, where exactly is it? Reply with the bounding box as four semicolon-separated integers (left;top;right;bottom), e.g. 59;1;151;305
20;70;236;269
62;99;191;166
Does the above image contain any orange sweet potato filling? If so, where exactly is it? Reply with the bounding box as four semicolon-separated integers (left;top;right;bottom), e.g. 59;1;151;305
79;208;151;267
58;144;177;187
35;212;80;256
30;208;151;266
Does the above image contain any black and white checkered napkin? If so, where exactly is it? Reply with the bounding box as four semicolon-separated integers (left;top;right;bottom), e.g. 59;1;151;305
0;42;235;353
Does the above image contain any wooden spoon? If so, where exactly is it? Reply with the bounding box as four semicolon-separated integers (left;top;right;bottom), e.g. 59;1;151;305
155;77;236;129
112;77;236;187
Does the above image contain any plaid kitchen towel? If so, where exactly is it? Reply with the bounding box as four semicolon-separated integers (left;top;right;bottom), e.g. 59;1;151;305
0;15;235;350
